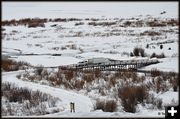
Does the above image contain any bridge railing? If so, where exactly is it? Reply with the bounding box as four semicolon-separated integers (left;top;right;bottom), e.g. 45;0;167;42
58;59;160;71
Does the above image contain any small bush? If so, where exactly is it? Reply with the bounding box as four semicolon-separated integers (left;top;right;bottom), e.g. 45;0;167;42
172;76;178;92
64;70;74;81
96;100;105;110
95;100;117;112
158;53;165;58
74;80;85;90
140;31;161;36
160;44;163;49
16;74;21;79
151;68;161;77
2;59;30;71
83;73;94;83
88;21;116;26
156;77;161;93
94;69;101;78
146;44;149;48
130;52;134;57
133;47;139;56
28;22;45;28
150;52;165;58
156;98;163;109
133;47;145;57
75;22;84;26
118;85;148;113
35;67;44;75
104;100;117;112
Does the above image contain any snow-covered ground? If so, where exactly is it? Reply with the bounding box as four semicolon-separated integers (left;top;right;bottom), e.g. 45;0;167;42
2;1;178;117
140;57;178;72
2;71;94;116
10;55;82;67
3;71;177;117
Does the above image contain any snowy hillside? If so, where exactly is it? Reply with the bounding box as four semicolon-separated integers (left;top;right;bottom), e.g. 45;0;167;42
2;2;178;118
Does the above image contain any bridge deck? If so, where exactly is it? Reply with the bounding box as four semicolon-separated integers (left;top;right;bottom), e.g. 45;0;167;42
59;60;160;71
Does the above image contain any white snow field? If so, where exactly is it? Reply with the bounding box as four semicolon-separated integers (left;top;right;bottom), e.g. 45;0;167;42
2;1;178;118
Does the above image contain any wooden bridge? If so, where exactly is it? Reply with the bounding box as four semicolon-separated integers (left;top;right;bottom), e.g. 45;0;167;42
59;60;160;72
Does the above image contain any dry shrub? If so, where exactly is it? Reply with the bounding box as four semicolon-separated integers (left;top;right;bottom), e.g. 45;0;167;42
122;20;144;27
49;75;57;83
41;68;49;77
171;76;179;92
114;71;123;79
156;77;162;93
90;18;99;21
96;100;105;110
88;21;116;26
151;68;161;77
124;71;137;79
63;80;71;89
2;59;18;71
74;80;85;90
28;75;36;81
150;52;157;58
118;85;148;113
151;52;165;58
156;98;163;109
64;70;74;81
2;59;29;71
75;22;84;26
113;71;138;81
53;18;67;22
2;18;47;27
2;83;31;103
16;74;21;79
95;100;117;112
147;19;178;27
94;69;101;78
83;73;94;83
140;31;161;36
35;67;44;75
2;82;59;116
133;47;145;57
157;53;165;58
147;20;166;27
109;77;116;87
104;100;117;112
52;18;81;22
166;19;178;26
61;46;67;50
28;22;45;28
98;87;106;96
123;21;132;27
68;18;82;21
54;78;62;86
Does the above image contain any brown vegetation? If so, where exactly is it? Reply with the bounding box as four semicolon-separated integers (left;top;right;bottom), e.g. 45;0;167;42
2;82;59;116
95;100;117;112
118;85;148;113
2;59;30;71
140;31;161;36
88;21;116;26
150;52;165;58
